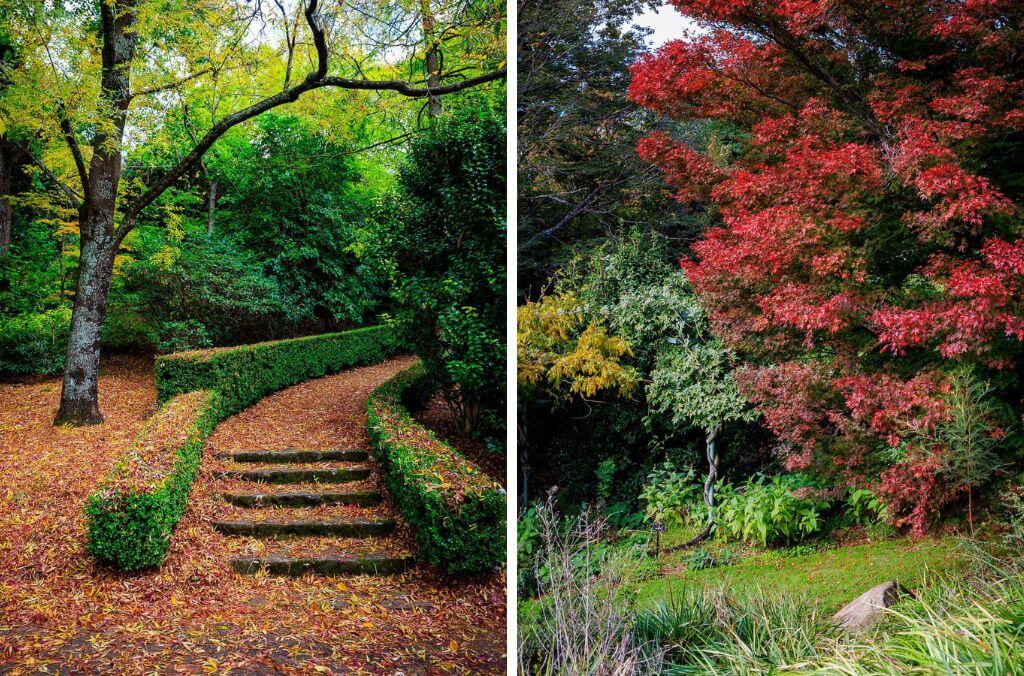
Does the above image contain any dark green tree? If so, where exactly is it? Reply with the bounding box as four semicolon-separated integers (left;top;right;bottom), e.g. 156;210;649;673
387;96;506;434
517;0;693;295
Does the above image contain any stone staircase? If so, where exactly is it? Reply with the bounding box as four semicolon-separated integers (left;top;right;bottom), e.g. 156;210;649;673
210;448;414;577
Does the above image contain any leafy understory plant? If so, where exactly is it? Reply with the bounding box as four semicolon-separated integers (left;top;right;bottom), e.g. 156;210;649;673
641;464;701;531
687;546;738;571
716;475;831;547
847;488;890;526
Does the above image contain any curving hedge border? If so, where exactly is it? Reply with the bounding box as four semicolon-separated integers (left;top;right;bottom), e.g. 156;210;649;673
86;325;399;570
86;389;221;569
366;362;505;575
155;325;400;411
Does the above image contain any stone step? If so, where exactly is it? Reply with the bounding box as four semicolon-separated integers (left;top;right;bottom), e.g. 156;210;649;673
231;553;413;577
222;489;382;508
214;465;371;484
212;517;396;538
220;449;368;464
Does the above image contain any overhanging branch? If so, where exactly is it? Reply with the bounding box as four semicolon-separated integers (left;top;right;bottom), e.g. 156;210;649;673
115;0;505;243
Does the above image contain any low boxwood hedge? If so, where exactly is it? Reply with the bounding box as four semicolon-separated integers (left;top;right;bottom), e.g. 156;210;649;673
155;325;400;413
86;389;221;570
366;362;505;575
86;325;399;570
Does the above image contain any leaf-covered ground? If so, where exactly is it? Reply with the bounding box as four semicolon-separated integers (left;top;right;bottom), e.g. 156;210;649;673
0;355;506;673
412;393;505;487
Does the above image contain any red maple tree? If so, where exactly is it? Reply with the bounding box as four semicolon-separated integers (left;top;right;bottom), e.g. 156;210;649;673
631;0;1024;533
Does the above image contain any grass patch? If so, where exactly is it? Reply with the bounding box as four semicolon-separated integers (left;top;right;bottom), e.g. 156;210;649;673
637;533;966;613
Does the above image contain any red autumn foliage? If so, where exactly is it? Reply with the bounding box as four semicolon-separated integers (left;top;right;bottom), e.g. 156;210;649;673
632;0;1024;532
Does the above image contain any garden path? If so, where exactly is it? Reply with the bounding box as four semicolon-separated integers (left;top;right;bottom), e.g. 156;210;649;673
0;355;505;672
202;354;418;577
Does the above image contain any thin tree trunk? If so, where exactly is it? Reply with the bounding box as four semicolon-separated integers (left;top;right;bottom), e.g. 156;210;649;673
667;425;721;551
421;2;442;117
518;402;529;512
425;44;442;117
207;178;218;235
0;140;14;259
55;222;116;424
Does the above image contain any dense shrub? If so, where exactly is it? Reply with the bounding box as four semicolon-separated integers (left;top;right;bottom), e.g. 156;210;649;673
212;113;385;327
366;361;504;575
156;325;399;411
85;390;220;569
518;230;769;513
386;97;506;433
0;307;71;375
716;475;833;547
108;229;292;352
86;326;399;569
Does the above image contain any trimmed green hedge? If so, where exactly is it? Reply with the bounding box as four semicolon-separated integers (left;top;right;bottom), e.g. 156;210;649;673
366;362;505;575
86;390;221;570
155;325;400;412
86;325;399;570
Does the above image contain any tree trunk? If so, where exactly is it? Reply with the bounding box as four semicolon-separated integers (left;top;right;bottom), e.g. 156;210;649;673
0;138;14;259
425;43;442;117
679;425;721;548
55;0;136;426
421;3;442;117
461;398;480;435
54;220;116;425
207;178;218;235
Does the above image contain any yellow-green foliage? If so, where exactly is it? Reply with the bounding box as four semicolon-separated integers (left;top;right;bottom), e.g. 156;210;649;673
518;292;637;398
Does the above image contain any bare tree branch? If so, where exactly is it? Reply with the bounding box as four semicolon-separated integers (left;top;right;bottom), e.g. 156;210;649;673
56;108;89;200
130;67;214;101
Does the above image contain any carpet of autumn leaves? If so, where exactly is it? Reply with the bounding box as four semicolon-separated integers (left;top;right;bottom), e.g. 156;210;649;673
0;355;506;673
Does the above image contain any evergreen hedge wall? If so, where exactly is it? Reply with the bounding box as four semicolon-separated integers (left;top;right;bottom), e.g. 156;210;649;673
366;362;505;575
86;325;399;570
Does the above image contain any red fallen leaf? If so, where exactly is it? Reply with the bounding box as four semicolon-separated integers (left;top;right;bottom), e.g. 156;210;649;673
0;355;505;673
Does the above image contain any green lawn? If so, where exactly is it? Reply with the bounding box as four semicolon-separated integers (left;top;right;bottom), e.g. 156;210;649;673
636;535;967;613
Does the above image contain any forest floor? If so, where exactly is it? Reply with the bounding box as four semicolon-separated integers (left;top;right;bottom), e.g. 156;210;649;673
0;356;505;674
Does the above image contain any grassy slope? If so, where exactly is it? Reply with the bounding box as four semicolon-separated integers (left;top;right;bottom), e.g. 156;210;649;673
636;533;966;613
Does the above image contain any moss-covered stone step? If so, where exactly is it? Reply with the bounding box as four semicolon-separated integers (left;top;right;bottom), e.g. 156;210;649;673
222;489;382;508
231;553;413;576
212;517;396;537
214;465;371;484
220;449;368;464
